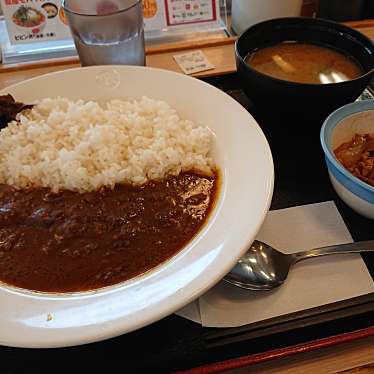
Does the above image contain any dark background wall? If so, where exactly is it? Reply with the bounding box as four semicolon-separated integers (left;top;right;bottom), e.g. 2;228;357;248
317;0;374;21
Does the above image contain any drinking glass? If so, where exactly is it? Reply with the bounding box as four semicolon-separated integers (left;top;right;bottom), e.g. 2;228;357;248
62;0;145;66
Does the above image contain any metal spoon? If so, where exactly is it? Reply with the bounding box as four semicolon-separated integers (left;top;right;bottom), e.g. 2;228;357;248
224;240;374;291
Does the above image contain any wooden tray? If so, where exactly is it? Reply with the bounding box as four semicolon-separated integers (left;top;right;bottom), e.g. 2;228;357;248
1;73;373;374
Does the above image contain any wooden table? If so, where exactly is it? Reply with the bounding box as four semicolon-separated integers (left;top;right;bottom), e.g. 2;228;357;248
184;332;374;373
0;36;237;89
2;19;374;90
1;20;374;374
235;336;374;374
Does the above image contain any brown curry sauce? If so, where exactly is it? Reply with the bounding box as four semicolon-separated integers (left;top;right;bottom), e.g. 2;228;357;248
0;172;218;292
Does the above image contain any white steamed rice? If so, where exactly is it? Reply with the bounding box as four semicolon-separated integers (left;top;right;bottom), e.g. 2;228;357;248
0;97;214;192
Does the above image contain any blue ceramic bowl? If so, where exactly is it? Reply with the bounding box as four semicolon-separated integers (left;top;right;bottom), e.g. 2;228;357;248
321;100;374;219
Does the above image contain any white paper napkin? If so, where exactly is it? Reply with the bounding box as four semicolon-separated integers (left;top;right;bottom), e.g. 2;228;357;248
176;201;374;327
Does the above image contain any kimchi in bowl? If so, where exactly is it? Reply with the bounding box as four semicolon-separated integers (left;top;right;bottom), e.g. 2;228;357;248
321;100;374;219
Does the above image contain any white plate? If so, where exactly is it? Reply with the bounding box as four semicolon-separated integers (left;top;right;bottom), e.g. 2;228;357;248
0;66;273;348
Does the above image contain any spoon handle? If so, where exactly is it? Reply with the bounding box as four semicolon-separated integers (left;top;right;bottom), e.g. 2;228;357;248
293;240;374;262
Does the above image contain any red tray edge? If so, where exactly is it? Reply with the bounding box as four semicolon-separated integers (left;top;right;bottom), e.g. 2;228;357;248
174;326;374;374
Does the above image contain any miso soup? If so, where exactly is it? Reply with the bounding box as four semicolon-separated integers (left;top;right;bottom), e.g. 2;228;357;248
245;42;362;84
